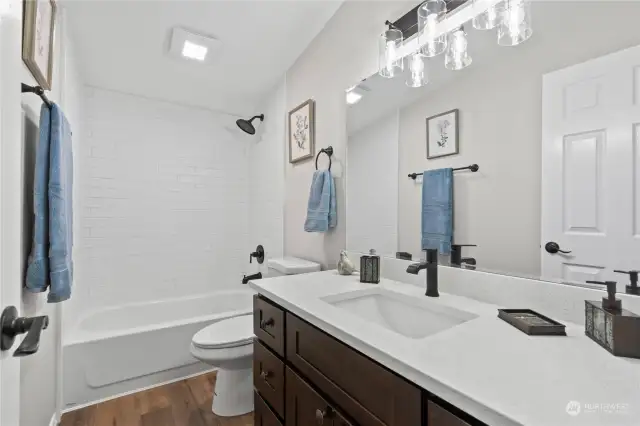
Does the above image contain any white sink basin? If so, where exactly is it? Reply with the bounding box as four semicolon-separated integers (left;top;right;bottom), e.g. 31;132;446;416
322;288;477;339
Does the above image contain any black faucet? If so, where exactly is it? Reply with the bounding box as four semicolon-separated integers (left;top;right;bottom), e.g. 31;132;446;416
614;270;640;296
451;244;477;267
242;272;262;284
406;248;439;297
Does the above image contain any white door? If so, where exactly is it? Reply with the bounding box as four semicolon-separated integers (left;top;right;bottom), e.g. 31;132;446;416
0;2;26;425
542;44;640;288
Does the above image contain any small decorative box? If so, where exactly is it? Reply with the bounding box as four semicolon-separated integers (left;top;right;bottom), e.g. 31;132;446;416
360;249;380;284
585;301;640;359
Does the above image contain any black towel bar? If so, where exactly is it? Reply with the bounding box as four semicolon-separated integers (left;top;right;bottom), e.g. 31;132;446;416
408;164;478;180
315;146;333;171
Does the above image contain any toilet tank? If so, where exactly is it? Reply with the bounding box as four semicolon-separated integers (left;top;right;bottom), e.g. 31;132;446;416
265;257;321;278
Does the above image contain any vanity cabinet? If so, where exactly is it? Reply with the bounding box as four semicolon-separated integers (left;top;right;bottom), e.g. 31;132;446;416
253;295;487;426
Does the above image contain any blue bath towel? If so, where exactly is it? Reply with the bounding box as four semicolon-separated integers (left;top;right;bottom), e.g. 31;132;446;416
304;170;336;233
421;168;453;255
26;103;74;303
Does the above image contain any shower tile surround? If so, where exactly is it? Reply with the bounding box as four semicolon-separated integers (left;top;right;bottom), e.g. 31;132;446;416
75;88;251;314
250;262;640;426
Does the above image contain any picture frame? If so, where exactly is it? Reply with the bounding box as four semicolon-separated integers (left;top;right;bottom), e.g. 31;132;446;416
289;99;315;164
22;0;57;90
426;109;459;159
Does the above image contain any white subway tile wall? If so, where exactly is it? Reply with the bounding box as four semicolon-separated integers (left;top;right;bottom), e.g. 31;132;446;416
72;87;251;319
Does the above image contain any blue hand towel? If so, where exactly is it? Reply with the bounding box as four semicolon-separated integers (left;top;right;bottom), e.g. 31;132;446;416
421;168;453;255
304;170;336;233
26;103;74;303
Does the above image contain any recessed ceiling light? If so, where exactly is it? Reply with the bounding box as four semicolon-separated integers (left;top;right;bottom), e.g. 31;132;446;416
346;84;370;105
182;40;207;61
346;90;362;105
168;27;221;65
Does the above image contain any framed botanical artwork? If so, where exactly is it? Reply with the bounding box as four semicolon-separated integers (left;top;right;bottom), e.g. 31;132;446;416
426;109;459;159
289;99;315;164
22;0;57;90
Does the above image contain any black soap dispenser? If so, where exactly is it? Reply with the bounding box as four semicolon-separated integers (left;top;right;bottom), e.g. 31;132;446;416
585;280;640;359
360;249;380;284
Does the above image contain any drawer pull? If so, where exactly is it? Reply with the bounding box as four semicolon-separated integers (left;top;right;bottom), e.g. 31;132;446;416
260;370;272;380
315;407;333;425
260;318;275;328
260;370;276;391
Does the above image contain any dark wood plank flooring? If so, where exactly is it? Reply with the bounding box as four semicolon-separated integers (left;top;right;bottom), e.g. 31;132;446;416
60;372;254;426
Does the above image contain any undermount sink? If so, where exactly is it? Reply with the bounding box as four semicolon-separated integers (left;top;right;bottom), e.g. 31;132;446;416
322;288;478;339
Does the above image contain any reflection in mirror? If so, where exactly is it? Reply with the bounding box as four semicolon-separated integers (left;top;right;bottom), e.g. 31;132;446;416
346;1;640;291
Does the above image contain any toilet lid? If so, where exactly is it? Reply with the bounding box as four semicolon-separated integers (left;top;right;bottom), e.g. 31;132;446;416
192;315;254;349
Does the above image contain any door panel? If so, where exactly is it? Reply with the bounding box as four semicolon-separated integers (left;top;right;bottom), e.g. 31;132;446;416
542;44;640;286
0;2;26;425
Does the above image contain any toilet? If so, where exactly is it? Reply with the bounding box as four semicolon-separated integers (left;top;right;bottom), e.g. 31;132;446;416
190;257;321;416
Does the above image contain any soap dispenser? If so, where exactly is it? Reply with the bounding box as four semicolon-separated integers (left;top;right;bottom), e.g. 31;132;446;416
584;280;640;359
360;249;380;284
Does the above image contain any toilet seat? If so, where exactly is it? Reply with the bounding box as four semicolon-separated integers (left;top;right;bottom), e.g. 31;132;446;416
192;315;253;349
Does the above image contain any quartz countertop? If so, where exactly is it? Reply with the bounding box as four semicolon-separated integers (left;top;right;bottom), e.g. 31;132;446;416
249;271;640;426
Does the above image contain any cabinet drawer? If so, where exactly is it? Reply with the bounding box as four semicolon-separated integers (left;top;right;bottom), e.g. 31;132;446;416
427;401;472;426
254;391;283;426
286;313;421;426
253;340;285;418
286;367;353;426
254;295;285;357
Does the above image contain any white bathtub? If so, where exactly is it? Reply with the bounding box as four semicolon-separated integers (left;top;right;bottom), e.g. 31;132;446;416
63;289;254;408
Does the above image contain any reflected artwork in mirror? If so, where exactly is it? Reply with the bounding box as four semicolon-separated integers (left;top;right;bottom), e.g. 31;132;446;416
345;1;640;292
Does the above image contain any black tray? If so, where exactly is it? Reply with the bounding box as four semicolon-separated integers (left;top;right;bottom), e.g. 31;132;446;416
498;309;566;336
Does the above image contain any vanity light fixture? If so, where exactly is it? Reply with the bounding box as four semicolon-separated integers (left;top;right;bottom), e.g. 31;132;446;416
417;0;447;57
406;52;428;88
379;21;404;78
472;0;501;30
445;26;472;71
497;0;532;46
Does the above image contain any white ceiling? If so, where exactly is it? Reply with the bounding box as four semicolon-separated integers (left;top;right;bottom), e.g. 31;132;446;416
65;0;343;116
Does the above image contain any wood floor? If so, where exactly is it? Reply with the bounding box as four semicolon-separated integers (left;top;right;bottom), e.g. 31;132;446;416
60;372;254;426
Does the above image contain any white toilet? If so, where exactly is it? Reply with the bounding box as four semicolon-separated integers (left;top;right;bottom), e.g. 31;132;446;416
190;257;321;417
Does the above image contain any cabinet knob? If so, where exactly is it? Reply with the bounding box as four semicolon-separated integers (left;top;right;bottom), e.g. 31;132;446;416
260;370;272;380
315;407;333;425
260;318;274;328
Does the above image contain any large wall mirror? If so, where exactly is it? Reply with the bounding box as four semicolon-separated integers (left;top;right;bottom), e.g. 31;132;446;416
345;1;640;289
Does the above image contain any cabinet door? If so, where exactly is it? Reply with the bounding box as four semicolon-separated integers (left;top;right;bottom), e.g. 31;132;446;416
255;392;283;426
286;367;353;426
286;313;421;425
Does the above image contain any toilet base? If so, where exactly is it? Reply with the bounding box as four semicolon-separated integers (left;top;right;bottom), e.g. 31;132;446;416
212;367;253;417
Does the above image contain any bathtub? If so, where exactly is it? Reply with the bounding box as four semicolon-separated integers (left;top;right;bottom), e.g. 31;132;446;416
63;289;255;408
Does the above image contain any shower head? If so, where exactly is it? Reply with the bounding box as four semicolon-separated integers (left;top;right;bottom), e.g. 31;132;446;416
236;114;264;135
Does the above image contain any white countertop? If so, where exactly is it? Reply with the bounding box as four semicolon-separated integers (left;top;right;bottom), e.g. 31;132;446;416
250;271;640;426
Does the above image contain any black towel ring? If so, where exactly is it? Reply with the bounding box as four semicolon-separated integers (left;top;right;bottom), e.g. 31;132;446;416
315;146;333;171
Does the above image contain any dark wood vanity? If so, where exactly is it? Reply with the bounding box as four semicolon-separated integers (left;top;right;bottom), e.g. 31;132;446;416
253;294;488;426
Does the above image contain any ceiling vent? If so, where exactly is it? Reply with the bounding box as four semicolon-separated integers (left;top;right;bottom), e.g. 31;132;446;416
168;27;222;65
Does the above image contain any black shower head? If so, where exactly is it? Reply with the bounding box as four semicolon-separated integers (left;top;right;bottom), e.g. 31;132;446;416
236;114;264;135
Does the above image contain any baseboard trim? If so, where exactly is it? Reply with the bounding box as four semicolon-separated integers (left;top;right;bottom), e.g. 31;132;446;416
61;368;217;414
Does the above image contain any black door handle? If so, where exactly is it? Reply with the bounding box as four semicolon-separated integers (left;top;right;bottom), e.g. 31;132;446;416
0;306;49;357
545;242;572;254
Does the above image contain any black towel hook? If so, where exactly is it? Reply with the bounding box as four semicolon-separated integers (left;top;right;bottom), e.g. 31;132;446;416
315;146;333;171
